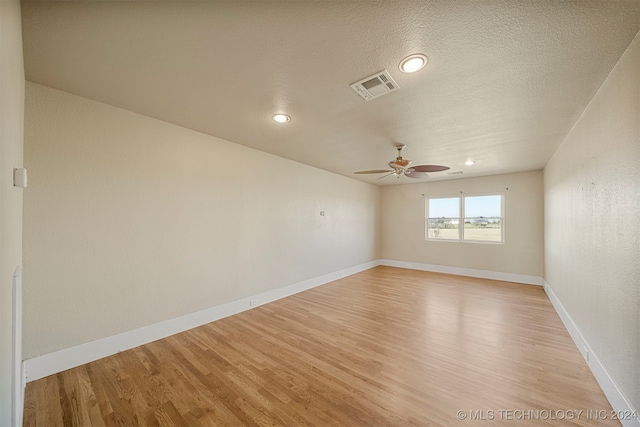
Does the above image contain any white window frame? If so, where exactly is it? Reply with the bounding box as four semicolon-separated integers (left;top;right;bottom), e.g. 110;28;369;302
426;193;504;244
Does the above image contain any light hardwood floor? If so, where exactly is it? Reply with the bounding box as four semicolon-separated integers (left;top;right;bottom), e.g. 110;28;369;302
23;267;619;426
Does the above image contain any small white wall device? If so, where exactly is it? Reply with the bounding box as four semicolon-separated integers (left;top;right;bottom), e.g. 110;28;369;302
13;168;28;188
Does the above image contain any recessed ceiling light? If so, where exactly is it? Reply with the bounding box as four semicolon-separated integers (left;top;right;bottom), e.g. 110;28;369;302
272;113;291;123
465;160;475;166
399;54;428;73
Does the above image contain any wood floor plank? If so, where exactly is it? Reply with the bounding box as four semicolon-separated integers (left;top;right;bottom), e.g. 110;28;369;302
34;375;65;427
23;267;621;426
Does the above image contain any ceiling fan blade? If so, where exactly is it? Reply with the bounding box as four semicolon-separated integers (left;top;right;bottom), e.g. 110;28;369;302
377;171;397;180
354;169;394;174
411;164;450;173
404;170;429;179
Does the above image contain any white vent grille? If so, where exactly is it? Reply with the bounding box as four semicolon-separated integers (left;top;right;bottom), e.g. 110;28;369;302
350;70;399;101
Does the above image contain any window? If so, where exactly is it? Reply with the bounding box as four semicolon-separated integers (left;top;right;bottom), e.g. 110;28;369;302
427;197;460;240
427;194;503;243
463;195;502;242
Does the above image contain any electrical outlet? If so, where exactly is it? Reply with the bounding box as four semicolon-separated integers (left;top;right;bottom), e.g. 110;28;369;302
249;299;258;307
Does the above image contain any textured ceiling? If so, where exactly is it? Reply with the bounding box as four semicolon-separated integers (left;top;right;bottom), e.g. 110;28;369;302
21;0;640;186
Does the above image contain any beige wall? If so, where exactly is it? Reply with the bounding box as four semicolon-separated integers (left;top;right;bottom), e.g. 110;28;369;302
23;82;380;359
544;32;640;412
0;0;25;424
381;171;544;277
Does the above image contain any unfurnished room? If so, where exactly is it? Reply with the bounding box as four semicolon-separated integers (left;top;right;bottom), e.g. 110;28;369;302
1;1;639;426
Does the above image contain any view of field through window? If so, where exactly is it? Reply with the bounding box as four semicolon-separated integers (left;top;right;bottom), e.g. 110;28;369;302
427;195;502;242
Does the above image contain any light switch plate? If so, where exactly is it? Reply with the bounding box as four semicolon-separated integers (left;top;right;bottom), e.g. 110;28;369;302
13;168;27;188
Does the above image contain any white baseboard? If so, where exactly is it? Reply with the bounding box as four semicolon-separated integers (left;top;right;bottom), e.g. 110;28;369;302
24;261;637;425
24;260;380;382
543;279;639;427
21;260;552;384
12;266;24;427
379;259;543;286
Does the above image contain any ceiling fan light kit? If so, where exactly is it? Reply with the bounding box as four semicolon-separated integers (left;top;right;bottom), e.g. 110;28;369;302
354;144;449;180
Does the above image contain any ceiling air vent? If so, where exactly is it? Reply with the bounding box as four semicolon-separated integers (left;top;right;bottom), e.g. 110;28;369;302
447;170;463;175
350;70;399;101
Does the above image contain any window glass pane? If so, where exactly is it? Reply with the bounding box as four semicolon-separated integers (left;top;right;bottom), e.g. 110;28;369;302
428;197;459;218
463;195;502;242
463;220;502;242
464;195;501;217
428;219;460;240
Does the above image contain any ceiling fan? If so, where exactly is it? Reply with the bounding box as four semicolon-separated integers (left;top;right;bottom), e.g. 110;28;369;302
354;144;450;179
